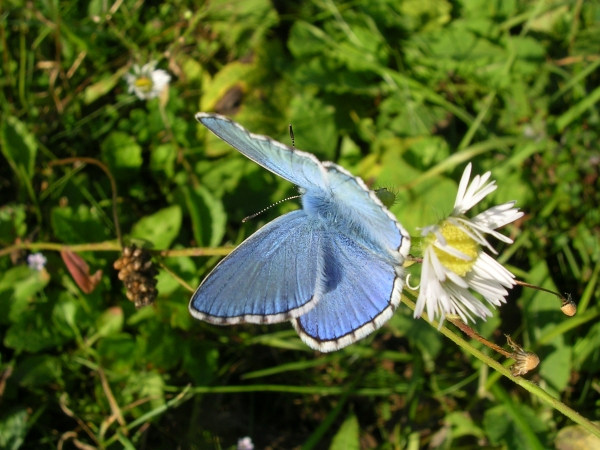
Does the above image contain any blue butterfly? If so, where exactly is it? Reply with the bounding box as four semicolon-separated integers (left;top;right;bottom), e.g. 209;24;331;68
189;113;411;352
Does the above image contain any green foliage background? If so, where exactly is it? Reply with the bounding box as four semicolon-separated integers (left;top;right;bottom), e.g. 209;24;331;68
1;0;600;448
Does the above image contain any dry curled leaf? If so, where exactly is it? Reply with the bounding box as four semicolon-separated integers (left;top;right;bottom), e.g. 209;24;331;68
61;249;102;294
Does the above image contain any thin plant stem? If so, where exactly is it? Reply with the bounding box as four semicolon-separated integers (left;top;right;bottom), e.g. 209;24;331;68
401;294;600;438
0;241;233;258
447;317;512;358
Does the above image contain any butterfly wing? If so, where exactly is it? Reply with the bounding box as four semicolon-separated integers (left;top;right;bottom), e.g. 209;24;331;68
189;210;323;324
291;232;403;352
196;112;327;191
322;162;411;257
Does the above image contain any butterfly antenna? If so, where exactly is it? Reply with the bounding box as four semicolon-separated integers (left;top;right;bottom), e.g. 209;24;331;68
289;124;295;148
242;195;302;222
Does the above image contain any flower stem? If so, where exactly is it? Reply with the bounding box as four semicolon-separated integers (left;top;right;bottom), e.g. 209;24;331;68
401;293;600;438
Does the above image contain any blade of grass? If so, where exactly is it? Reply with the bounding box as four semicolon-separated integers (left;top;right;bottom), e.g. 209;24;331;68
556;84;600;131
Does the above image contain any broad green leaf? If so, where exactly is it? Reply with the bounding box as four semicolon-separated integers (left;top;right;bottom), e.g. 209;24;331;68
100;131;143;180
446;412;486;440
11;355;62;388
400;0;452;32
51;292;80;339
0;266;49;326
200;61;253;113
180;184;226;247
150;143;177;179
97;333;139;373
483;402;548;450
123;370;166;412
0;408;28;450
51;205;112;244
156;255;198;297
289;93;337;160
138;321;183;371
288;21;329;58
0;116;37;180
95;306;124;339
205;0;278;57
130;205;182;249
330;414;360;450
0;204;27;244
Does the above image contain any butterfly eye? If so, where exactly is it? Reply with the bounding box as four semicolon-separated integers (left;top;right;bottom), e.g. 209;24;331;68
375;188;396;208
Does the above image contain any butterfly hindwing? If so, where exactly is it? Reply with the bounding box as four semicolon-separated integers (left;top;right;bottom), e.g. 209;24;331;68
190;210;323;324
196;113;327;191
292;232;403;352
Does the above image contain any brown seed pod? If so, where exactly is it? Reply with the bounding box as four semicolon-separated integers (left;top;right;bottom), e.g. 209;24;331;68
113;245;158;308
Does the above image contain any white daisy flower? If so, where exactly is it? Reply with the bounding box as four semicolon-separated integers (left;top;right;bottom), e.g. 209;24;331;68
124;61;171;100
237;437;254;450
414;163;524;325
27;252;47;271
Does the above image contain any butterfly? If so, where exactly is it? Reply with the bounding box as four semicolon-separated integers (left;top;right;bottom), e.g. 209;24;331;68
189;113;411;352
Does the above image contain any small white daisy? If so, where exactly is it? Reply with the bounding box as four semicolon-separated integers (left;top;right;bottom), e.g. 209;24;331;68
124;61;171;100
27;252;47;271
414;163;524;325
237;437;254;450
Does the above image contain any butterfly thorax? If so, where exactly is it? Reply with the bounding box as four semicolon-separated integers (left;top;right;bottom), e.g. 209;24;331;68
301;189;398;264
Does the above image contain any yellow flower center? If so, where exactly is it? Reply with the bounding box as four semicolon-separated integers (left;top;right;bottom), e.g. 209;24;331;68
134;76;153;92
427;220;479;277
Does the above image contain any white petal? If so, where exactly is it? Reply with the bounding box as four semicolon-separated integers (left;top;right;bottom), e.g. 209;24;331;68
454;163;472;210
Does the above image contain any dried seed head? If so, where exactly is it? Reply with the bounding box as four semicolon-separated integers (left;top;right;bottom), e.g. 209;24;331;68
511;351;540;377
113;245;158;308
505;335;540;377
561;294;576;317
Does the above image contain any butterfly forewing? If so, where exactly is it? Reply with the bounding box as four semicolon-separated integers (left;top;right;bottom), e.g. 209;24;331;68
197;113;327;192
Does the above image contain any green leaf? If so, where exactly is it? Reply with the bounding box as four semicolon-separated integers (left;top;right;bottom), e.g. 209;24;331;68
100;131;143;180
97;333;139;373
288;21;329;58
130;205;182;249
150;143;177;179
51;205;112;243
200;61;253;113
51;291;80;339
483;402;548;450
181;185;226;247
11;355;62;388
0;116;38;181
0;266;49;326
330;414;360;450
95;306;124;339
156;255;198;297
0;204;27;244
446;412;486;440
0;408;28;450
400;0;452;32
289;93;337;160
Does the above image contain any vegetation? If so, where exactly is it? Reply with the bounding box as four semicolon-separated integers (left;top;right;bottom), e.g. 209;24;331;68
1;0;599;448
